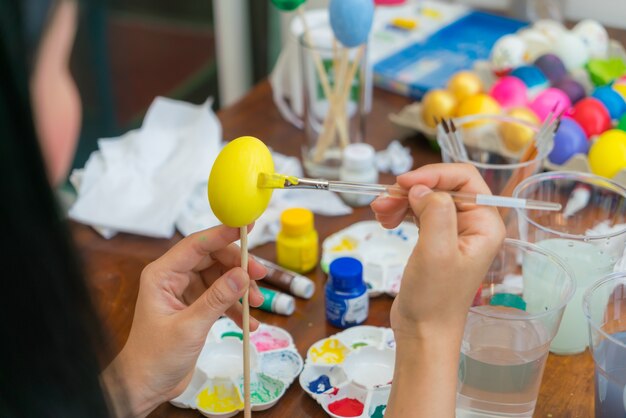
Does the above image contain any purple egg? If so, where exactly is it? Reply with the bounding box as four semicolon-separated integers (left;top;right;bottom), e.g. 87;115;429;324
553;77;586;104
534;54;568;84
548;117;589;165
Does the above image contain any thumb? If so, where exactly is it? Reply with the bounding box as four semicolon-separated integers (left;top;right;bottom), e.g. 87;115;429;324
184;267;248;332
409;185;458;255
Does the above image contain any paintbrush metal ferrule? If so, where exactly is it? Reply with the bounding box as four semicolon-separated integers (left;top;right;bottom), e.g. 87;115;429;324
288;178;330;190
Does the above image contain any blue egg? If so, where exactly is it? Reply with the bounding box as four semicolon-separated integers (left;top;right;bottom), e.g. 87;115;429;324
548;117;589;165
510;65;549;99
329;0;375;47
592;86;626;120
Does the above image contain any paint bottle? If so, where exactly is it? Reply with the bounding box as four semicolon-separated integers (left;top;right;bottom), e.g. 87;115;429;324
257;257;315;299
325;257;369;328
339;143;379;207
276;207;318;273
257;286;295;316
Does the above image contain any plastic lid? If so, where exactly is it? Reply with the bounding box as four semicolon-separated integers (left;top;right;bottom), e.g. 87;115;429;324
342;143;376;171
329;257;364;291
274;293;296;316
291;275;315;299
280;207;314;236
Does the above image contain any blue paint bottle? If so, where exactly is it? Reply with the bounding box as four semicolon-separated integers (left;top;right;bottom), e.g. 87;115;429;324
325;257;368;328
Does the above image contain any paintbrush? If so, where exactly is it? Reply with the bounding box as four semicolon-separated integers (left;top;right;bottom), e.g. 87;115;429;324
258;173;562;211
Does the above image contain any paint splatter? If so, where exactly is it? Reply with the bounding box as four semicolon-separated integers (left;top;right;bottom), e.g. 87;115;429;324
196;382;243;413
351;342;368;349
221;331;243;340
310;338;349;364
328;398;364;417
370;404;386;418
246;373;285;405
332;237;358;252
250;331;289;352
308;375;332;394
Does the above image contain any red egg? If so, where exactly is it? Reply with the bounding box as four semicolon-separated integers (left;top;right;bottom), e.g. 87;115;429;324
569;97;611;139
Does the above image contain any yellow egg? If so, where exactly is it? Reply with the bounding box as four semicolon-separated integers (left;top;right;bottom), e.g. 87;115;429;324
455;94;502;127
421;89;457;128
500;107;540;152
613;83;626;101
447;71;484;102
208;136;274;227
589;129;626;179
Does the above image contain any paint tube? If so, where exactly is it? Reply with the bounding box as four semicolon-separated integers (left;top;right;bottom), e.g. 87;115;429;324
256;257;315;299
257;286;295;316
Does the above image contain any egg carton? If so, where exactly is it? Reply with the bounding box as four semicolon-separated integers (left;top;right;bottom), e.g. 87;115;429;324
321;221;419;297
170;318;303;418
543;154;626;187
299;326;396;418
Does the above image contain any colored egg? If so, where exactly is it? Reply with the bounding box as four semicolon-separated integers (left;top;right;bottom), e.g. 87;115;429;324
586;58;626;86
569;97;611;138
421;89;457;128
489;76;528;109
554;32;589;72
553;77;586;105
618;113;626;132
534;54;568;84
510;65;549;99
447;71;483;102
329;0;375;47
572;19;609;59
529;88;572;121
592;86;626;120
518;28;552;62
456;94;501;127
208;136;274;227
270;0;306;11
548;117;589;165
613;83;626;101
533;19;567;43
588;129;626;178
500;107;540;152
490;34;527;76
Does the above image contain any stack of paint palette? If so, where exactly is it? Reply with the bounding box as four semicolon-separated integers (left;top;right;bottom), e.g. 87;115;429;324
299;326;396;418
321;221;418;296
170;318;303;417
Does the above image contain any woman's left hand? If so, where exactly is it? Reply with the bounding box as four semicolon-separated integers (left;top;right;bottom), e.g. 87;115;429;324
102;225;266;417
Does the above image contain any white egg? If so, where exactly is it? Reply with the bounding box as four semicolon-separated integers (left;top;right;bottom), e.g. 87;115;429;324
554;32;590;71
491;34;527;73
518;28;552;61
533;19;567;42
572;19;609;59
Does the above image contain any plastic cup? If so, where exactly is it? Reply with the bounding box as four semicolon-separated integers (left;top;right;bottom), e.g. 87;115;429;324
584;272;626;417
457;239;575;418
514;172;626;355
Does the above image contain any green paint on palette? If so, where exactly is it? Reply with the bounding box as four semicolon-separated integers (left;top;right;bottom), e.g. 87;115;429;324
371;404;386;418
247;373;285;405
222;331;243;340
270;0;305;11
352;342;368;349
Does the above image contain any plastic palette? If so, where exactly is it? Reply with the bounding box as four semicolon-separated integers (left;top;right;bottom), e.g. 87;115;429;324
170;318;303;417
321;221;418;296
299;326;396;418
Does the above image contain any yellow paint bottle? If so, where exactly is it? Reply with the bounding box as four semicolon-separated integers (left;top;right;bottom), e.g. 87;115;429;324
276;208;318;273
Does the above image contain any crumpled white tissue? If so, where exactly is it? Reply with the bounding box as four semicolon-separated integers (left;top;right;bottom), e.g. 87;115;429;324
69;97;221;238
376;140;413;175
176;152;353;249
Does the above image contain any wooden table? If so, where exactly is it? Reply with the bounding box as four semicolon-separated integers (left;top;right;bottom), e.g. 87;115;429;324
75;80;596;417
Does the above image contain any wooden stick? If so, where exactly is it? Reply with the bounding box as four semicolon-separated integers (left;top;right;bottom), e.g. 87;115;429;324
240;226;251;418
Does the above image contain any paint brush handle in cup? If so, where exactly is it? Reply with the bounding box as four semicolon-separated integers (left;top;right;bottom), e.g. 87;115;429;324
257;173;562;211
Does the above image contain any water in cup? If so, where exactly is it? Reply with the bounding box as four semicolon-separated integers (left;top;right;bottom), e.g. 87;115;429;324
594;331;626;418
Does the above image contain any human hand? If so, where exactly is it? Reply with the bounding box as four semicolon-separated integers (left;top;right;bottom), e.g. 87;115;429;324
371;163;505;340
102;225;266;417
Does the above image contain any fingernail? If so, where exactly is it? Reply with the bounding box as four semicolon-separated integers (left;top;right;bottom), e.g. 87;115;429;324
410;185;432;199
227;270;245;292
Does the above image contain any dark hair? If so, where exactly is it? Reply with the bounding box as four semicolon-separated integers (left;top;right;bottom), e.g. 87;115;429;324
0;1;113;416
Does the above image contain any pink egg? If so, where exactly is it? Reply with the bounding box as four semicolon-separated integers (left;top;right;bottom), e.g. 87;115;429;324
529;87;572;121
489;76;528;109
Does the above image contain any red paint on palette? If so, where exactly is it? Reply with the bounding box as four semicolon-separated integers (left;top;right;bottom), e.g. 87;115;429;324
328;398;365;417
330;387;340;395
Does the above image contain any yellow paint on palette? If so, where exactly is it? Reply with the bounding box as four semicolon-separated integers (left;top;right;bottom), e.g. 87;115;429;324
422;8;442;19
309;338;350;364
331;237;358;252
196;382;244;413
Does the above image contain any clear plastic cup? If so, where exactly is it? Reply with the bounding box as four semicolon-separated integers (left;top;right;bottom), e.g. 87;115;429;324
457;239;575;418
514;171;626;355
583;272;626;418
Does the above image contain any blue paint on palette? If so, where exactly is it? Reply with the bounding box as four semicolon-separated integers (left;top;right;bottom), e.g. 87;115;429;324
308;375;332;394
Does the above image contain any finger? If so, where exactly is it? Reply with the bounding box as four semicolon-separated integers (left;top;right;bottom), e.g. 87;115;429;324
206;245;267;279
181;273;208;305
370;195;408;217
248;280;264;308
398;163;492;195
408;186;458;255
375;211;408;229
225;302;261;331
183;267;250;333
